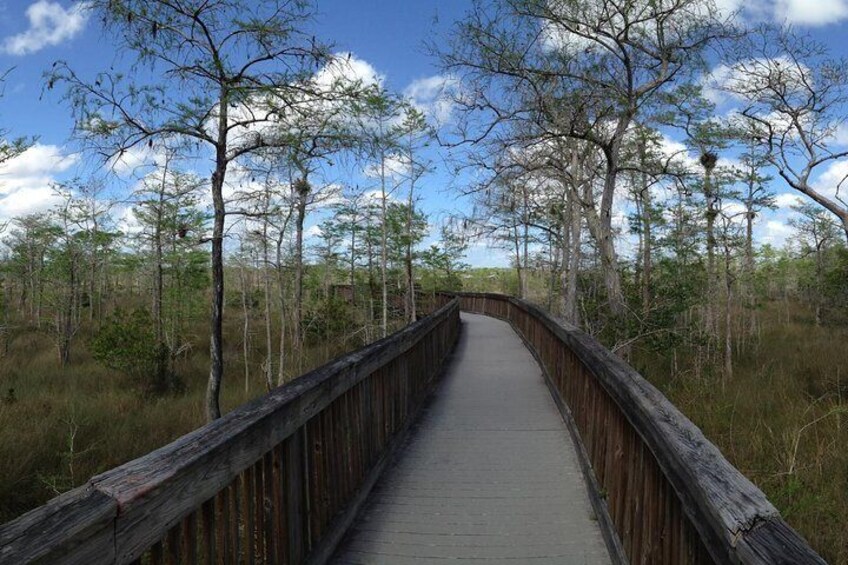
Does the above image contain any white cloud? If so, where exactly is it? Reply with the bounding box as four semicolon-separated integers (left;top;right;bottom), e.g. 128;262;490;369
774;0;848;26
219;53;383;158
0;185;63;218
703;56;810;108
658;134;701;173
304;224;323;239
107;145;169;177
774;192;804;209
813;159;848;203
0;143;79;220
2;0;89;55
364;153;412;181
404;75;458;126
761;219;793;246
114;205;143;236
0;143;77;180
713;0;848;26
314;53;383;90
828;123;848;148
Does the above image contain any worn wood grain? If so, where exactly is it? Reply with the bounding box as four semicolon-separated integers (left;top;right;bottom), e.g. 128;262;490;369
0;487;116;565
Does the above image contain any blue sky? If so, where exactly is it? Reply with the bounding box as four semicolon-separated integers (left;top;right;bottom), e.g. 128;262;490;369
2;0;848;267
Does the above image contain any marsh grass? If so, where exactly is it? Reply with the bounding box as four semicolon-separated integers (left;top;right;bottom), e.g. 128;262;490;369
0;316;357;523
634;300;848;563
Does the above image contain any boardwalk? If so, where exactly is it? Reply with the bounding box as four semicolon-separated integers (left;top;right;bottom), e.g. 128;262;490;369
332;313;611;564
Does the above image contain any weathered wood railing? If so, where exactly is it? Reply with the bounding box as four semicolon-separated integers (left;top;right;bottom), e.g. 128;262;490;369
0;300;460;565
438;292;825;565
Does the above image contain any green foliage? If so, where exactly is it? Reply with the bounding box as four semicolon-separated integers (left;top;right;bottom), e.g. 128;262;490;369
305;294;357;343
419;225;469;292
90;309;179;395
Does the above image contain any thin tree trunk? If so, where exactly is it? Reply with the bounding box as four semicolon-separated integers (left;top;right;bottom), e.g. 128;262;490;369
705;166;718;342
293;183;307;370
640;143;652;317
512;222;523;298
276;231;288;386
240;252;251;393
724;248;734;383
380;154;389;338
262;194;273;390
205;137;227;422
405;187;416;324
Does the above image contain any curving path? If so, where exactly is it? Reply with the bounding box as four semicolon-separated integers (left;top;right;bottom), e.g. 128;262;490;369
331;313;611;564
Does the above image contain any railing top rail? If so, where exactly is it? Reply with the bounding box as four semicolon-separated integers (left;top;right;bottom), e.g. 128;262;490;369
0;299;460;564
442;291;824;564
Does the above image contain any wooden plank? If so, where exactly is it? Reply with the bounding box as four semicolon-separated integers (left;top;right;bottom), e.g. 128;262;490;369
85;300;459;562
0;487;116;565
242;464;255;565
201;498;215;565
180;512;198;565
303;337;453;565
447;292;825;565
0;301;460;565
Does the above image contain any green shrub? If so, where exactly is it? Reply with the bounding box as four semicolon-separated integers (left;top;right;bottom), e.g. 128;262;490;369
90;309;180;395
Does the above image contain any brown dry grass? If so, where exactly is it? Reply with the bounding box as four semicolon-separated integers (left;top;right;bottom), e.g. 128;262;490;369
0;315;355;523
634;300;848;564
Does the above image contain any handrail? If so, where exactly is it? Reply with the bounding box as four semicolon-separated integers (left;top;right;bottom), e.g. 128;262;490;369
439;292;825;565
0;299;461;565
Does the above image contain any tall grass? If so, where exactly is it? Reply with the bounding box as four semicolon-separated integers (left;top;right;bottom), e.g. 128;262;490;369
0;315;359;524
634;300;848;564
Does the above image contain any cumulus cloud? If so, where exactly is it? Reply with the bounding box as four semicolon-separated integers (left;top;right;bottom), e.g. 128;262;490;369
813;159;848;203
774;0;848;26
0;144;78;220
364;153;412;181
774;192;804;209
304;224;323;239
702;56;811;108
106;145;173;177
761;219;794;246
404;75;458;126
2;0;89;55
714;0;848;25
313;53;383;91
218;53;383;157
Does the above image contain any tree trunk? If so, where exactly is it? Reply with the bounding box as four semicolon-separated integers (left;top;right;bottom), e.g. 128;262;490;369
262;194;273;390
240;253;251;393
366;212;375;343
705;166;718;342
598;137;627;319
561;153;583;326
380;156;389;338
640;144;652;317
724;248;733;384
568;187;583;323
205;156;227;422
153;180;166;387
276;230;288;386
293;183;307;369
512;222;524;298
350;217;357;311
405;188;416;324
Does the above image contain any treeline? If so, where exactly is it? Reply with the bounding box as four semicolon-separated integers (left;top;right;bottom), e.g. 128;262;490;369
434;1;848;378
432;4;848;560
0;0;476;417
0;182;468;394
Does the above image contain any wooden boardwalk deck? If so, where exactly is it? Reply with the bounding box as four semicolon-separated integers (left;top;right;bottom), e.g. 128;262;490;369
332;313;611;564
